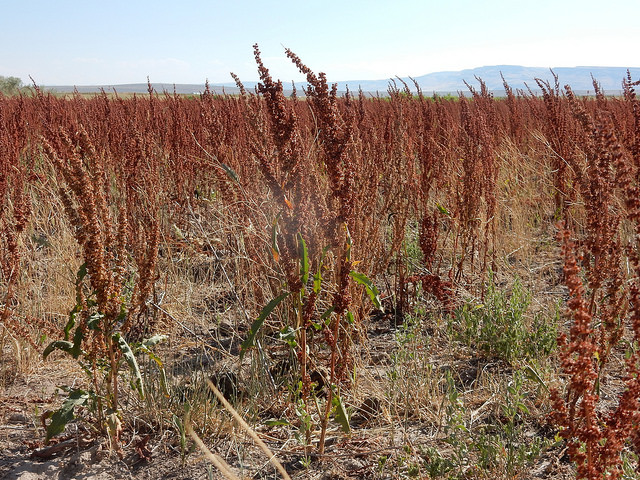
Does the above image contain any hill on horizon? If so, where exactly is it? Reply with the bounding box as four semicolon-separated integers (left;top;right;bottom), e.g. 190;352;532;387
47;65;640;96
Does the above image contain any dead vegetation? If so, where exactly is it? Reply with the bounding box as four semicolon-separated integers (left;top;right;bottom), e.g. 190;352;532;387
2;51;640;479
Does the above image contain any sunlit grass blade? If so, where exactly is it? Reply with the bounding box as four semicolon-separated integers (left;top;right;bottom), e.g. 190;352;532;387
298;233;309;286
240;292;291;358
350;271;383;312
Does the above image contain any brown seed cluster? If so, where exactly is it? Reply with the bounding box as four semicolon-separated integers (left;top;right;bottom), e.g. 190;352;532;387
4;58;640;464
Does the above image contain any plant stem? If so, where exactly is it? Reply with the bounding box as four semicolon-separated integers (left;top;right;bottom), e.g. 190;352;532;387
297;293;312;455
318;311;341;456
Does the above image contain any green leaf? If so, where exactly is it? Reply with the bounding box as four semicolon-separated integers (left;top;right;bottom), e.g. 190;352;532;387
135;337;165;366
346;311;355;324
350;271;383;312
436;203;451;216
45;389;89;440
172;224;185;241
70;322;85;359
43;340;75;360
87;312;104;330
113;333;144;398
278;326;298;348
240;292;291;358
159;367;170;397
264;418;292;427
139;347;169;397
313;246;330;295
142;334;169;348
523;364;548;391
313;273;321;295
320;306;336;325
332;393;351;433
116;303;127;324
76;263;88;287
219;162;239;184
298;233;309;286
137;344;169;397
63;304;81;341
140;348;163;367
517;402;530;415
63;263;88;342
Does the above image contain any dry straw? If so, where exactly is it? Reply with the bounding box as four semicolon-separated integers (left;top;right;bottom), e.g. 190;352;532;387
186;378;292;480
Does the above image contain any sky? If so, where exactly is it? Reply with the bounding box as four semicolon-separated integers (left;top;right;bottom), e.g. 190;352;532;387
1;0;639;86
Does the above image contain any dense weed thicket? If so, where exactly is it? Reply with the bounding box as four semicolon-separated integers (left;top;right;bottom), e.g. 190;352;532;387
2;50;640;478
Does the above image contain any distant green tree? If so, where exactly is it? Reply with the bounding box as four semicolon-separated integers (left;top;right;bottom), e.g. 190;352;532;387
0;76;24;95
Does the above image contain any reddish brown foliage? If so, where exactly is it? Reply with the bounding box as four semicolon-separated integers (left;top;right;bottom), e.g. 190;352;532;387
5;59;640;468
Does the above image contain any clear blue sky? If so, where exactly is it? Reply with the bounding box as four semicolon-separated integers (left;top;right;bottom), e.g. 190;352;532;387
2;0;639;86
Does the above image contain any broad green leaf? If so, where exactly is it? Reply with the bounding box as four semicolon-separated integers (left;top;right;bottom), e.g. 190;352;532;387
70;322;85;359
45;389;89;440
240;292;291;358
43;340;75;360
142;334;169;348
298;233;309;286
332;394;351;433
113;333;144;398
350;271;383;312
313;271;322;295
87;312;104;330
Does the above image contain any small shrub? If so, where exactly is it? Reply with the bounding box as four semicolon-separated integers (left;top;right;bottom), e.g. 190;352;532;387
449;275;557;363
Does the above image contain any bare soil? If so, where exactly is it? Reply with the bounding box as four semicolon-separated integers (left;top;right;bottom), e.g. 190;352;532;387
1;294;577;480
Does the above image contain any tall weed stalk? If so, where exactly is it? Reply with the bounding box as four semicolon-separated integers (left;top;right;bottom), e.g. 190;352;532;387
41;127;161;452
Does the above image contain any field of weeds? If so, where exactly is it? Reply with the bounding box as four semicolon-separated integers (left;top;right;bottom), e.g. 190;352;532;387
2;47;640;480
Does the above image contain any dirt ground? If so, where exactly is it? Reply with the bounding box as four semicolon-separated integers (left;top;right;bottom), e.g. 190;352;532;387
0;294;578;480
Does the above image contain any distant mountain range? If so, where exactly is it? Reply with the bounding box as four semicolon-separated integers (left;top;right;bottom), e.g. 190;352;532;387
48;66;640;96
355;66;640;95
